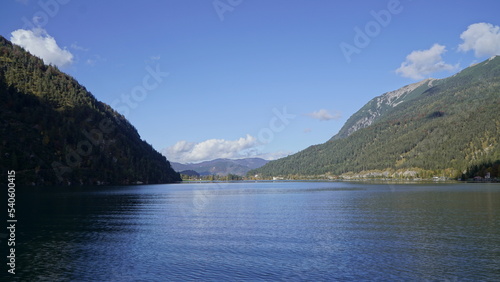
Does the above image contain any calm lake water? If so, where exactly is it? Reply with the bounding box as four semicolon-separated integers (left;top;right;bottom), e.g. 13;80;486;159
11;182;500;281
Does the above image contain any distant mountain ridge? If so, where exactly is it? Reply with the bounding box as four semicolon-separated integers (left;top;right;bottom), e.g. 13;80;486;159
171;158;268;176
0;36;181;185
251;56;500;179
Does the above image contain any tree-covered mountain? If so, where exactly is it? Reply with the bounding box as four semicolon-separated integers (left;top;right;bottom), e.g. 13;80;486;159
171;158;268;176
330;78;437;141
0;36;181;185
250;56;500;179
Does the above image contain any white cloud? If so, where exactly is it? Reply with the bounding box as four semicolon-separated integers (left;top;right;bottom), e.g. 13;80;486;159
396;44;457;80
85;55;104;67
162;134;259;163
86;59;97;66
71;42;89;52
10;28;74;68
306;109;341;121
32;15;44;25
458;22;500;58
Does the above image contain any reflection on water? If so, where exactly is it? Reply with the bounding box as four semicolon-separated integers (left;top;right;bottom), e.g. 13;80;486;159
13;182;500;281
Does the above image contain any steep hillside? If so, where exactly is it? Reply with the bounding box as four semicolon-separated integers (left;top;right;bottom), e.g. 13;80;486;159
0;36;181;185
171;158;268;176
251;56;500;179
330;78;438;140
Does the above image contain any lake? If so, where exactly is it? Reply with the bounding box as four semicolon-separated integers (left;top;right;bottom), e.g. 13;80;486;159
10;182;500;281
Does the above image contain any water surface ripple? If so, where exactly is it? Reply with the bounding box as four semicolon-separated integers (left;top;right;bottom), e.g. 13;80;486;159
14;182;500;281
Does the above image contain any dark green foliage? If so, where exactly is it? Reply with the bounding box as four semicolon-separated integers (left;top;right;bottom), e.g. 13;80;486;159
330;79;435;141
0;36;181;185
463;160;500;179
251;56;500;178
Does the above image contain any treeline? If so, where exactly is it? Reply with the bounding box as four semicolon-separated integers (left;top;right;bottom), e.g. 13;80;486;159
463;161;500;179
0;36;181;185
250;56;500;179
180;173;243;181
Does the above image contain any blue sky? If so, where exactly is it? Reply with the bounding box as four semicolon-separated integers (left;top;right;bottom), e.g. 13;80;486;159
2;0;500;163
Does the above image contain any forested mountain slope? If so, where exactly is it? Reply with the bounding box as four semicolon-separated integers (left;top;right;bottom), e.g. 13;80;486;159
330;78;438;140
0;36;181;185
251;56;500;179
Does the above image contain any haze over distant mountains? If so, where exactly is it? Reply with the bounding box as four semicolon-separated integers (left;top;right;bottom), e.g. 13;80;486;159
171;158;268;176
251;56;500;179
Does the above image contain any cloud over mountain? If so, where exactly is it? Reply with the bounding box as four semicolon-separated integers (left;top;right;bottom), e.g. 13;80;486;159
459;22;500;58
10;28;73;68
396;44;457;80
162;134;259;163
